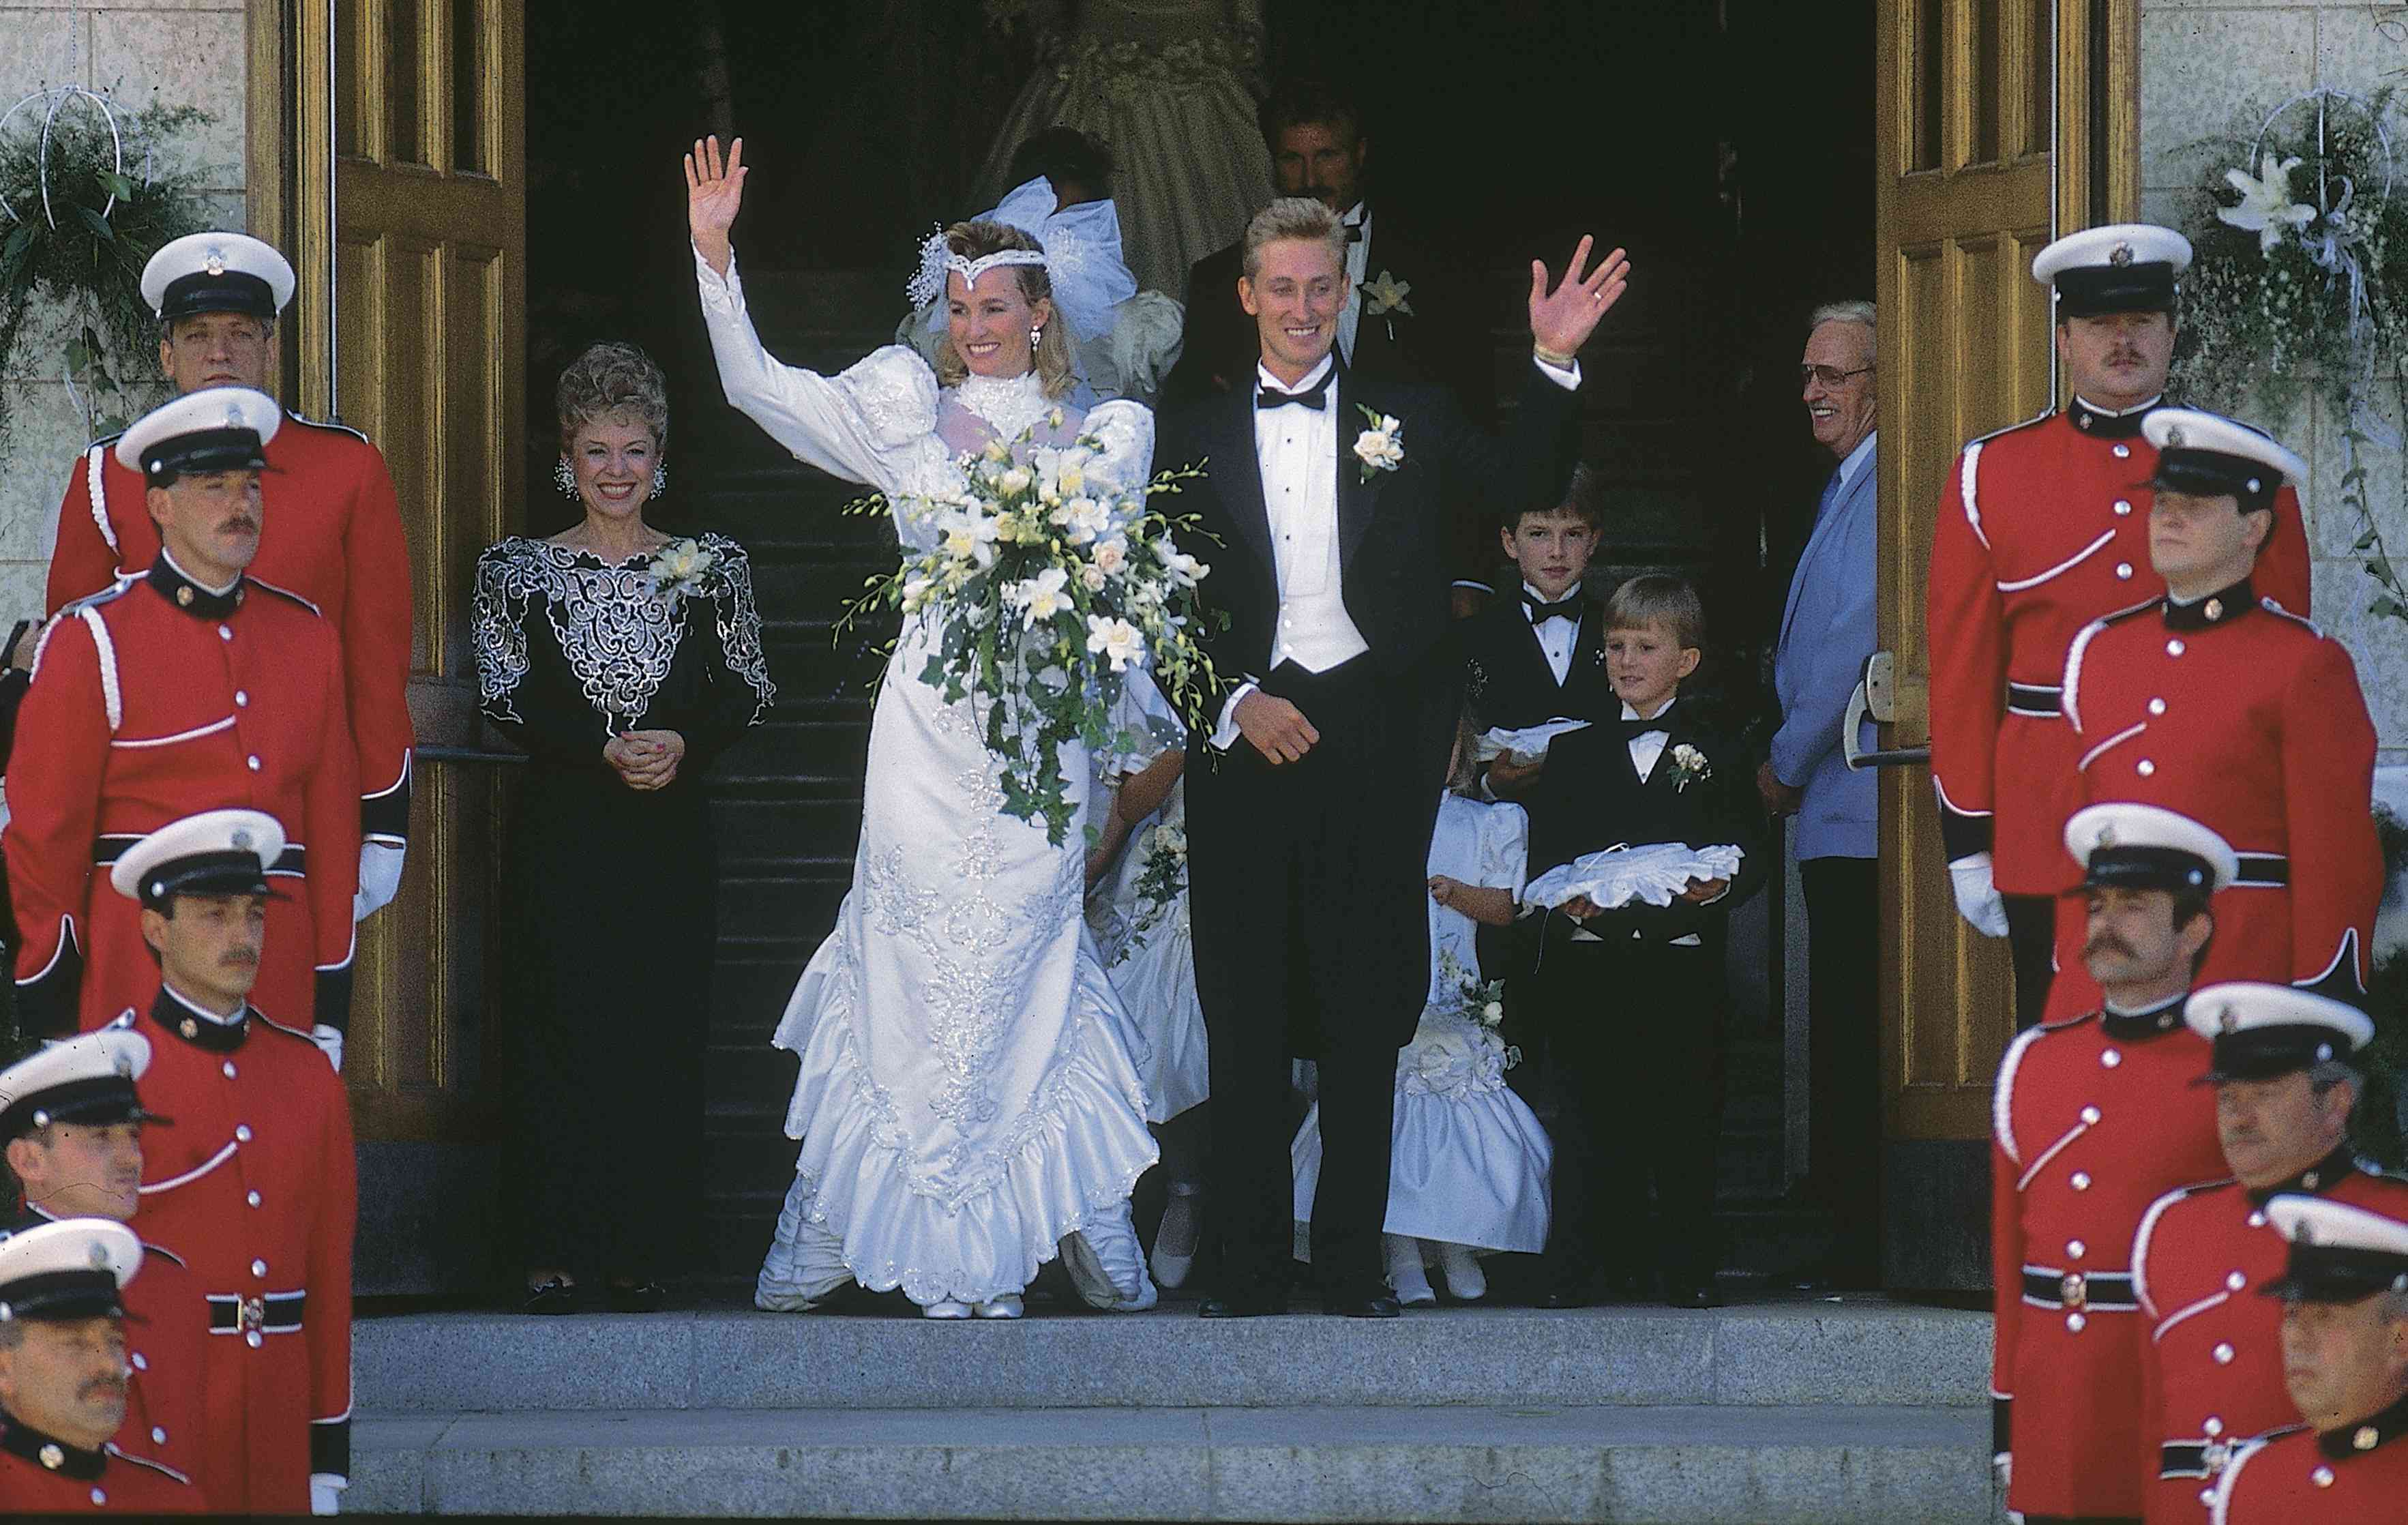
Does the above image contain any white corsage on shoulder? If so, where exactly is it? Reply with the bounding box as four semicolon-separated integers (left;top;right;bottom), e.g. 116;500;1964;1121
1353;404;1403;484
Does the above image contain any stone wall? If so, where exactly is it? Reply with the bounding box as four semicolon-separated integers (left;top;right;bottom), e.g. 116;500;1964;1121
2140;0;2408;762
0;1;248;627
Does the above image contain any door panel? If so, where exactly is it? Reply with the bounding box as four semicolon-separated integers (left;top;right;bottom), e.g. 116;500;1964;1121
291;0;524;1142
1875;0;2134;1142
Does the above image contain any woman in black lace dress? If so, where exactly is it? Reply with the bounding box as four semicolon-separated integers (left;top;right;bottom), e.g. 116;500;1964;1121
473;342;775;1311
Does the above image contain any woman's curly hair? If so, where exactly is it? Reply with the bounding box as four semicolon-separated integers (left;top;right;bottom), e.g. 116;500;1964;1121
556;340;670;453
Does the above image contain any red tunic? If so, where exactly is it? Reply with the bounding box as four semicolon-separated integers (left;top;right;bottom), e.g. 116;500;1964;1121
2045;587;2381;1019
46;413;416;845
1;561;359;1037
0;1425;203;1513
1924;406;2312;893
116;991;355;1515
2135;1160;2408;1522
5;1209;208;1484
2210;1403;2408;1524
1991;1005;2227;1519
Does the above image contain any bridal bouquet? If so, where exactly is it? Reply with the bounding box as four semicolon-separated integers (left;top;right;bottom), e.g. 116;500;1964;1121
1427;949;1519;1073
845;420;1221;845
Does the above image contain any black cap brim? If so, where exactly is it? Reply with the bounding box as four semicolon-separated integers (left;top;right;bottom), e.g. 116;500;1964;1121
0;1078;160;1140
2150;447;2279;506
0;1269;127;1323
2082;845;2216;893
2261;1243;2408;1303
2053;262;2179;317
159;271;278;324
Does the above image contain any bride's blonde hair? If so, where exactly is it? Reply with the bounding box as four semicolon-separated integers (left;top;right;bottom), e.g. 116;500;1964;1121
932;220;1077;401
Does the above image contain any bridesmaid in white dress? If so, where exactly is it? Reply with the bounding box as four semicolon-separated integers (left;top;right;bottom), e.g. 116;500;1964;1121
1291;711;1553;1304
1083;673;1210;1287
685;135;1159;1320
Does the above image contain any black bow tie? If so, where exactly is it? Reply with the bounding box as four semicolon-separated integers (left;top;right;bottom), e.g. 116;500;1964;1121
1523;593;1582;624
1618;709;1675;741
1258;374;1333;411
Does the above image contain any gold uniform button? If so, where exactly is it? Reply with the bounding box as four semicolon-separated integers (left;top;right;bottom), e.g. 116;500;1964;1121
235;1125;252;1142
2213;1342;2234;1364
176;587;194;607
2227;1271;2246;1291
2066;1312;2087;1331
2248;1211;2266;1228
2205;1418;2225;1437
2081;1106;2102;1125
246;1329;263;1349
246;755;261;771
218;625;233;642
2356;1426;2379;1451
2113;443;2131;458
2314;1466;2335;1487
2071;1172;2092;1191
151;1427;166;1445
179;1020;198;1040
223;1061;237;1079
247;1190;262;1208
234;690;248;707
2137;760;2156;777
2101;1049;2122;1068
39;1443;63;1469
89;1488;105;1505
2114;499;2132;516
250;1258;267;1278
2116;563;2133;580
2149;698;2167;715
2167;639;2186;656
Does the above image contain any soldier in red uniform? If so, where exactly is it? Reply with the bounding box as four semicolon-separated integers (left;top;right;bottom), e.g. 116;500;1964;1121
44;231;413;932
1;1031;206;1481
0;1217;203;1513
3;387;359;1048
2053;409;2380;1019
2133;983;2408;1520
99;808;356;1515
2208;1195;2408;1523
1927;224;2313;1026
1992;801;2235;1522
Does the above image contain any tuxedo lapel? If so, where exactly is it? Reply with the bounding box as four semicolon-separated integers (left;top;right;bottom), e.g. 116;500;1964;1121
1215;388;1276;572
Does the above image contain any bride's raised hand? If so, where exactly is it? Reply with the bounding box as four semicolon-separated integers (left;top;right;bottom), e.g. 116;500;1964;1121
685;134;747;276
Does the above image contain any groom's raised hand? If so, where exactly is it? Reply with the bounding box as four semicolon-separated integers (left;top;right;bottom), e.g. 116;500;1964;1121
1234;690;1320;766
685;134;747;277
1528;235;1632;361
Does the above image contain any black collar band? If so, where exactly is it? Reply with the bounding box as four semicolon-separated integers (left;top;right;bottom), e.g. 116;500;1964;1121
0;1415;106;1481
2319;1389;2408;1461
2163;577;2255;632
2069;394;2162;439
2100;993;2190;1041
150;986;250;1052
2248;1146;2368;1208
145;554;245;620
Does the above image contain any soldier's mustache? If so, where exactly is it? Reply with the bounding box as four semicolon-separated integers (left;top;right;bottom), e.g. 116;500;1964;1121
2084;934;2135;959
79;1375;126;1402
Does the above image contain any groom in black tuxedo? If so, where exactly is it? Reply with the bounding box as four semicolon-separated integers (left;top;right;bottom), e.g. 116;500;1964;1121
1165;196;1629;1316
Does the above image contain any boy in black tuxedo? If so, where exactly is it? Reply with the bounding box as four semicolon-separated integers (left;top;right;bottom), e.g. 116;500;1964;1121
1462;464;1617;803
1524;575;1766;1308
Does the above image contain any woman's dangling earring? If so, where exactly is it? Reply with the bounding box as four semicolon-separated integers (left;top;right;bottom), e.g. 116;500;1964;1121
1030;324;1044;353
651;462;668;499
554;458;578;499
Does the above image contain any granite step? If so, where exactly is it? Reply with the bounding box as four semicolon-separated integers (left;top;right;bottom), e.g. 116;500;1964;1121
346;1402;2000;1522
352;1302;1986;1414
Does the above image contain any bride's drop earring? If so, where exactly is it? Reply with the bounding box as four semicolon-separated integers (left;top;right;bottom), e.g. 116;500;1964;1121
554;458;577;499
1030;324;1043;352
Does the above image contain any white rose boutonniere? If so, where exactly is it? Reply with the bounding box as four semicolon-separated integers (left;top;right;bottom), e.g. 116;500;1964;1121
1353;404;1404;484
649;537;717;600
1666;743;1711;793
1361;269;1414;342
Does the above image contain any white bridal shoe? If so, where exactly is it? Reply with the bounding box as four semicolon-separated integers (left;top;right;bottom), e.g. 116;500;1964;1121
1150;1183;1202;1290
922;1299;973;1319
973;1296;1024;1319
1384;1234;1437;1307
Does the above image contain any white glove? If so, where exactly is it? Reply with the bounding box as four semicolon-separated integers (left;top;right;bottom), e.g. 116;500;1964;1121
1948;852;2011;938
310;1024;345;1074
354;841;405;921
310;1474;346;1515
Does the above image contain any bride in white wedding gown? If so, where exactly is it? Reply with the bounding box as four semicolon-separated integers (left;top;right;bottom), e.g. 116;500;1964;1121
685;136;1160;1319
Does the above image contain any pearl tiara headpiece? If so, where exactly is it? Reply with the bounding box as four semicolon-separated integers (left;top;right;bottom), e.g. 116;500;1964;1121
904;228;1049;308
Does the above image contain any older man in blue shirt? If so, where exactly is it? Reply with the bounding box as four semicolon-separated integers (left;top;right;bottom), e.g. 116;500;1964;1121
1760;299;1880;1288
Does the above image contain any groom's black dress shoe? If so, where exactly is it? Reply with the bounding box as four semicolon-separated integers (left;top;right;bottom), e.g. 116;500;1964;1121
1198;1289;1288;1318
1323;1291;1402;1318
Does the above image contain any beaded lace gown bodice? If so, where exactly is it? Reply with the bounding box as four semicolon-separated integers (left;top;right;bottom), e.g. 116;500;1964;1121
695;246;1161;1306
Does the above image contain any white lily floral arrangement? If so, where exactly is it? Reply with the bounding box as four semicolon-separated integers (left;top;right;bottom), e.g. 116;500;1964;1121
1666;742;1711;793
1353;404;1404;484
2174;87;2408;627
1433;948;1518;1069
1112;819;1188;963
647;537;719;600
842;418;1222;845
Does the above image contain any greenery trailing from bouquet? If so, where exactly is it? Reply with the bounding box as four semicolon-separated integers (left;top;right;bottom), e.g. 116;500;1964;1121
0;98;218;454
839;421;1222;846
2170;87;2408;627
1112;816;1188;965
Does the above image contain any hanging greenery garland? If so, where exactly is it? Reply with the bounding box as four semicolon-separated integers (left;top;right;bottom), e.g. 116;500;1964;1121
2171;87;2408;625
0;89;216;454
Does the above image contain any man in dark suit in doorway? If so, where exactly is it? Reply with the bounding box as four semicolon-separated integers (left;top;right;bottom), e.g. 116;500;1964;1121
1165;195;1626;1317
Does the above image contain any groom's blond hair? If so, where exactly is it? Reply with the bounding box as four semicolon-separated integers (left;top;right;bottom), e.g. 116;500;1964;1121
1243;197;1346;280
